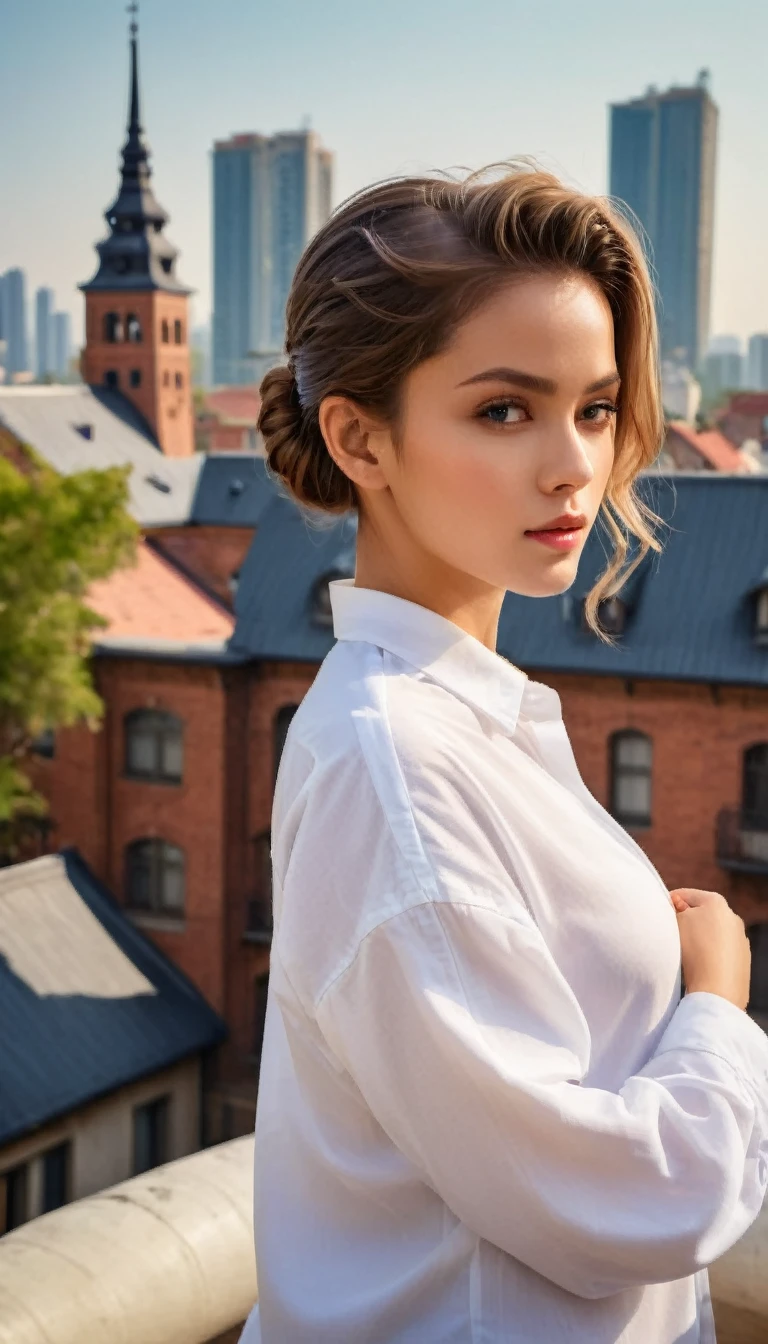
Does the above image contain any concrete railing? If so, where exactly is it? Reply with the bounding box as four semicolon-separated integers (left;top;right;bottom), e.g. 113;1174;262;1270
0;1137;256;1344
0;1132;766;1344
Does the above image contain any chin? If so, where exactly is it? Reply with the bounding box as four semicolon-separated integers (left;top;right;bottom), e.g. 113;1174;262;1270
504;557;580;599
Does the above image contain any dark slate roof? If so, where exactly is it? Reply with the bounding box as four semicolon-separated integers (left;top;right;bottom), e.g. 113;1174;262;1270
190;453;276;528
230;490;357;662
0;850;226;1145
230;473;768;688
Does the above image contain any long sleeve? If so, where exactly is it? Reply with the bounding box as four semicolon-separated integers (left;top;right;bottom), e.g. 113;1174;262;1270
315;897;768;1301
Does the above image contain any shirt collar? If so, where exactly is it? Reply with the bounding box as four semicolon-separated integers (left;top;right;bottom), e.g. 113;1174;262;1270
328;578;561;735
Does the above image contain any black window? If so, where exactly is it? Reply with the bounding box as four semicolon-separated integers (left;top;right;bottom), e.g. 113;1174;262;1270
273;704;298;783
246;831;273;941
609;730;652;828
310;573;339;626
748;924;768;1013
581;596;626;637
0;1162;29;1234
42;1142;71;1213
30;727;55;758
126;313;142;343
129;369;142;388
133;1096;170;1175
161;258;172;274
103;312;123;343
104;370;119;389
174;372;183;389
757;589;768;641
161;319;170;343
174;319;183;344
125;839;185;916
743;744;768;827
124;709;183;782
253;972;270;1063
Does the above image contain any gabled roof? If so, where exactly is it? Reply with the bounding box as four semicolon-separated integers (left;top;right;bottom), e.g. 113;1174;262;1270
666;420;755;473
0;851;226;1145
0;386;275;531
87;539;234;649
0;384;201;526
231;473;768;689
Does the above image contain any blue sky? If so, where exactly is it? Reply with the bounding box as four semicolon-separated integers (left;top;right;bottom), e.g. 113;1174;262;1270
2;0;767;347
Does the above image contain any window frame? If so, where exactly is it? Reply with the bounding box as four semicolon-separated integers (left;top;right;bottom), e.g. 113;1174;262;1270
41;1141;71;1213
0;1161;29;1234
103;312;123;343
124;709;184;784
609;728;653;829
125;838;186;918
133;1095;171;1175
742;743;768;828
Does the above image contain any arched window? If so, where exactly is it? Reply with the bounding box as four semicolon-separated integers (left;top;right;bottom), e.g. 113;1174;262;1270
246;830;273;942
273;704;298;782
126;313;142;343
125;839;185;915
581;596;627;637
742;744;768;826
747;924;768;1012
124;709;183;783
174;319;183;344
175;372;183;389
161;320;170;343
162;370;170;387
129;369;142;388
104;370;119;389
609;730;652;828
103;312;123;343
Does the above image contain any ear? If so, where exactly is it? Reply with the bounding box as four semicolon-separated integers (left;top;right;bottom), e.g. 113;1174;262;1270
318;395;391;493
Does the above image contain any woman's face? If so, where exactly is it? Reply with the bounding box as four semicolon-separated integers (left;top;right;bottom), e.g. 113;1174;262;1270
383;271;618;601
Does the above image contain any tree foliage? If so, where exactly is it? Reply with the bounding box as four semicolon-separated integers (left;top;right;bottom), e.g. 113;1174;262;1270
0;449;138;830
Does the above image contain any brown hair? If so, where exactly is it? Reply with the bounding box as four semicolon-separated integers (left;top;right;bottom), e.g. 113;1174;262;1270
258;160;664;643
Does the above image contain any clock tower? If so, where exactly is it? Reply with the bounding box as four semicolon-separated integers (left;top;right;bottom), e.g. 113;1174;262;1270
80;7;194;457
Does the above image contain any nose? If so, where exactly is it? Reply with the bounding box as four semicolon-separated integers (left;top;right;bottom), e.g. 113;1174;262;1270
537;418;597;495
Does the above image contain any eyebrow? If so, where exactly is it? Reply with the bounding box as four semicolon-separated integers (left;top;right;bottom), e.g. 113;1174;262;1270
456;367;621;395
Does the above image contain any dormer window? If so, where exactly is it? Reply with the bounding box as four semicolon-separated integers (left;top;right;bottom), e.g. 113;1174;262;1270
581;595;627;637
310;571;348;626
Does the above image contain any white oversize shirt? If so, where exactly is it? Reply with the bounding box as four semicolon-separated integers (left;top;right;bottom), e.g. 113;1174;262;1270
240;578;768;1344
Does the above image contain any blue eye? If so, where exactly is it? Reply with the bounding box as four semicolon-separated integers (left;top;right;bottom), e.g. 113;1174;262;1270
480;401;527;426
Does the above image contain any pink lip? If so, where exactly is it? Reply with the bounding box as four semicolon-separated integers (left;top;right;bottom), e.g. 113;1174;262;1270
524;527;584;551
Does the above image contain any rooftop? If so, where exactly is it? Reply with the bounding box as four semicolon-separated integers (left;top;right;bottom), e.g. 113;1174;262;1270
0;851;226;1146
87;539;235;648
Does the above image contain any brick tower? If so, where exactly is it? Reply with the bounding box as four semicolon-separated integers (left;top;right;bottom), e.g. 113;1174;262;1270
80;7;194;457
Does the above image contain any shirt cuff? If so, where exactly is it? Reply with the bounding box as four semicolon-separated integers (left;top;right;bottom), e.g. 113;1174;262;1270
655;991;768;1096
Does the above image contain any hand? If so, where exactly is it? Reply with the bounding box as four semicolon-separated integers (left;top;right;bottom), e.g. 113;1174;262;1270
669;887;752;1012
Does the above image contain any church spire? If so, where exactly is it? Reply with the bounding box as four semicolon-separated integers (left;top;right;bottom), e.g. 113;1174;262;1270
80;3;190;295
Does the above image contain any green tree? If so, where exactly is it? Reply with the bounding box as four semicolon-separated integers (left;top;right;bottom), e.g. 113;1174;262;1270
0;449;138;847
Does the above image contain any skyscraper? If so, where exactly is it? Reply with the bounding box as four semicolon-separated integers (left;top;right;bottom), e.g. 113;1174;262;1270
1;268;29;378
52;312;72;379
747;334;768;392
36;287;54;378
609;71;718;371
212;130;333;386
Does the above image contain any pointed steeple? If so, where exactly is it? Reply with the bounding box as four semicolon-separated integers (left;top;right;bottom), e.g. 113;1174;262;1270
80;4;191;295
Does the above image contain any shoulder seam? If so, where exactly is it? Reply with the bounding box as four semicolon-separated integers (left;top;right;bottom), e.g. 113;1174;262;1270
314;896;534;1014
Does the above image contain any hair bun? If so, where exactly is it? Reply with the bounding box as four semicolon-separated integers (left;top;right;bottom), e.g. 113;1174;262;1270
258;362;355;512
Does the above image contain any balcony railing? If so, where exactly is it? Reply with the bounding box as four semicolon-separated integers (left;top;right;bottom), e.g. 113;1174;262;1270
717;807;768;873
0;1136;256;1344
0;1134;766;1343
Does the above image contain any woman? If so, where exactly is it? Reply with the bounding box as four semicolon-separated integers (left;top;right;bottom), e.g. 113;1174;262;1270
239;164;768;1343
